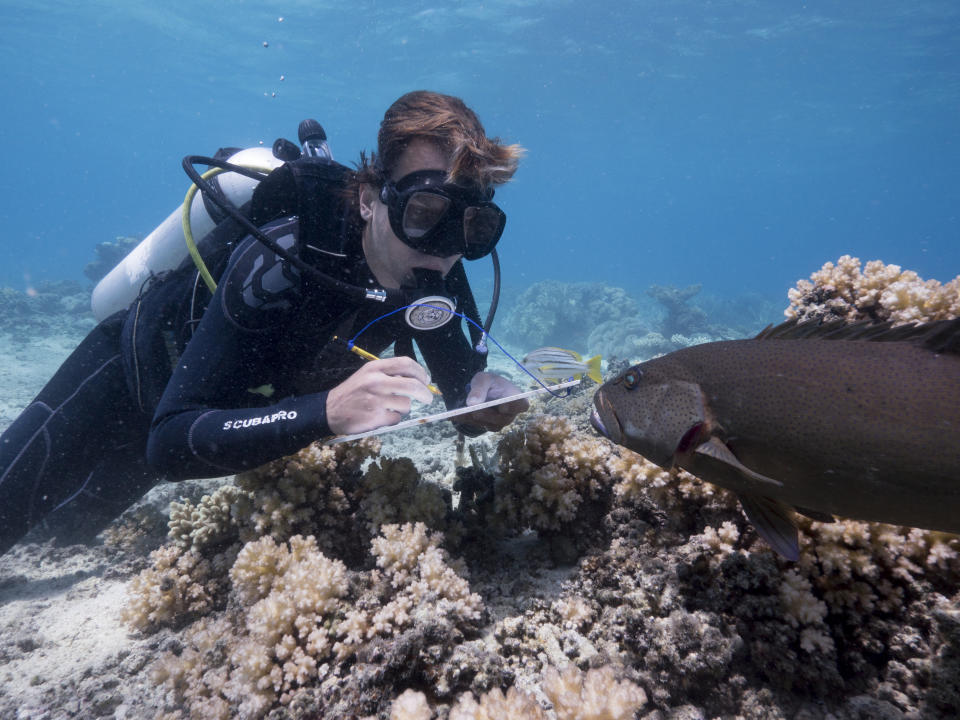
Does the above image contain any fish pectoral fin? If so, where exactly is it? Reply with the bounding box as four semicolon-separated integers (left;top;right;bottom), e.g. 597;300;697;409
737;492;800;562
693;437;783;488
793;505;835;524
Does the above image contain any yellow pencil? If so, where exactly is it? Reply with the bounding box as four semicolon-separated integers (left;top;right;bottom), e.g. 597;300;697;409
341;338;441;395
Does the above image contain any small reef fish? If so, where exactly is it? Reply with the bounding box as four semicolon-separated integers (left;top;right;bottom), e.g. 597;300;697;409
522;346;603;384
591;318;960;560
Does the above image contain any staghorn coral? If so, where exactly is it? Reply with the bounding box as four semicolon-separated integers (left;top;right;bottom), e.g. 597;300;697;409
786;255;960;324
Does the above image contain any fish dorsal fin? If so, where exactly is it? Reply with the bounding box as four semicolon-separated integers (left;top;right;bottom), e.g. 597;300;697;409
694;437;783;489
755;316;960;354
737;492;800;561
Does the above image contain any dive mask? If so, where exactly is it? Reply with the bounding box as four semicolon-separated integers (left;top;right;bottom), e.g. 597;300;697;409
379;170;506;260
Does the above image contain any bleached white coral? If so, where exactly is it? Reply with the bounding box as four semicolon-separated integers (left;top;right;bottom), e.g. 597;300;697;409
796;519;960;616
698;520;741;557
607;448;726;510
542;664;647;720
389;688;433;720
552;595;594;630
779;568;834;654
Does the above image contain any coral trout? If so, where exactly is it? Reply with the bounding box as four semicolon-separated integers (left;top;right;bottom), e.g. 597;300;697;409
591;318;960;560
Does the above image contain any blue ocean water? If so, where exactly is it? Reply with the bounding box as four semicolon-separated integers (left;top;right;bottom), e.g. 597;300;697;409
2;0;958;307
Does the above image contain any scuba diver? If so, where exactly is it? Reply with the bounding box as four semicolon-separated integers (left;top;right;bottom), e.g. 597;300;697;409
0;90;528;555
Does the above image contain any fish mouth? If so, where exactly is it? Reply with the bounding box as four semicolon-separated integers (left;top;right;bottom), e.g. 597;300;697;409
590;408;607;436
591;393;622;441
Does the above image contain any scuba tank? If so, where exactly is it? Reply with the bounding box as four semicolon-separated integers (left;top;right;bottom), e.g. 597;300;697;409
91;146;284;320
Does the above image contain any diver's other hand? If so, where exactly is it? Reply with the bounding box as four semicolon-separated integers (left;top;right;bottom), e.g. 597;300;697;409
460;372;528;431
326;357;435;435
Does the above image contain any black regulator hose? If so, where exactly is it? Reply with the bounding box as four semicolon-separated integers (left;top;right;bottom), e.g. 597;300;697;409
182;155;398;305
484;249;501;336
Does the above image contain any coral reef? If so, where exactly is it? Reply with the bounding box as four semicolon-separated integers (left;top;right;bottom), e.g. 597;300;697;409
586;318;677;364
123;440;380;634
0;281;93;334
786;255;960;324
121;545;231;632
118;292;959;719
499;280;641;351
359;457;451;534
646;283;709;337
493;416;615;556
83;235;140;283
380;663;646;720
145;523;485;719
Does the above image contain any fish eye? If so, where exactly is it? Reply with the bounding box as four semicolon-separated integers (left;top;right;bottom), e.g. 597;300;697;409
621;368;642;389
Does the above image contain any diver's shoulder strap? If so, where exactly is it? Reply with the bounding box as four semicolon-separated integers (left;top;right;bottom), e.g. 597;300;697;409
250;158;353;255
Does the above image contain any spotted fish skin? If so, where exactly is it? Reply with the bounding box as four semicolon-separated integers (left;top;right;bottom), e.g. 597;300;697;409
591;318;960;558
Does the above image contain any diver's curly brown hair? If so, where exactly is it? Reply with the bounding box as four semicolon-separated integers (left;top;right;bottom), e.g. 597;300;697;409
354;90;524;189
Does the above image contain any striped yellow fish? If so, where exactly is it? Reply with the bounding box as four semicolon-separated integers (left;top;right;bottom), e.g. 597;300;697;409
522;346;603;385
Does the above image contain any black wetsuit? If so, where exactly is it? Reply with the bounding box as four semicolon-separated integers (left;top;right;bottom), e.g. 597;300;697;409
0;161;486;554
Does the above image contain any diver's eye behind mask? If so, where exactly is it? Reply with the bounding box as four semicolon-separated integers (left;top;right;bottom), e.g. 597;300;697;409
379;170;506;261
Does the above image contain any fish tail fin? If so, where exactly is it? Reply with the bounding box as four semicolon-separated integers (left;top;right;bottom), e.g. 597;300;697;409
585;354;603;384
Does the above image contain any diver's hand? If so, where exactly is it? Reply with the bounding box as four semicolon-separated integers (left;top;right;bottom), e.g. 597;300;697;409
326;357;435;435
459;372;529;432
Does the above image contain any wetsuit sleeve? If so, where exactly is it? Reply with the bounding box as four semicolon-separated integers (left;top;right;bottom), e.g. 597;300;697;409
147;225;333;480
413;317;488;436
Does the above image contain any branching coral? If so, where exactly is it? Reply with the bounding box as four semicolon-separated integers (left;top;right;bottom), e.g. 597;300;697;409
124;440;380;636
121;545;229;632
359;457;450;534
168;485;249;552
333;523;482;662
142;523;484;719
494;416;614;533
786;255;960;324
149;535;349;719
226;535;349;713
234;439;379;545
382;663;646;720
